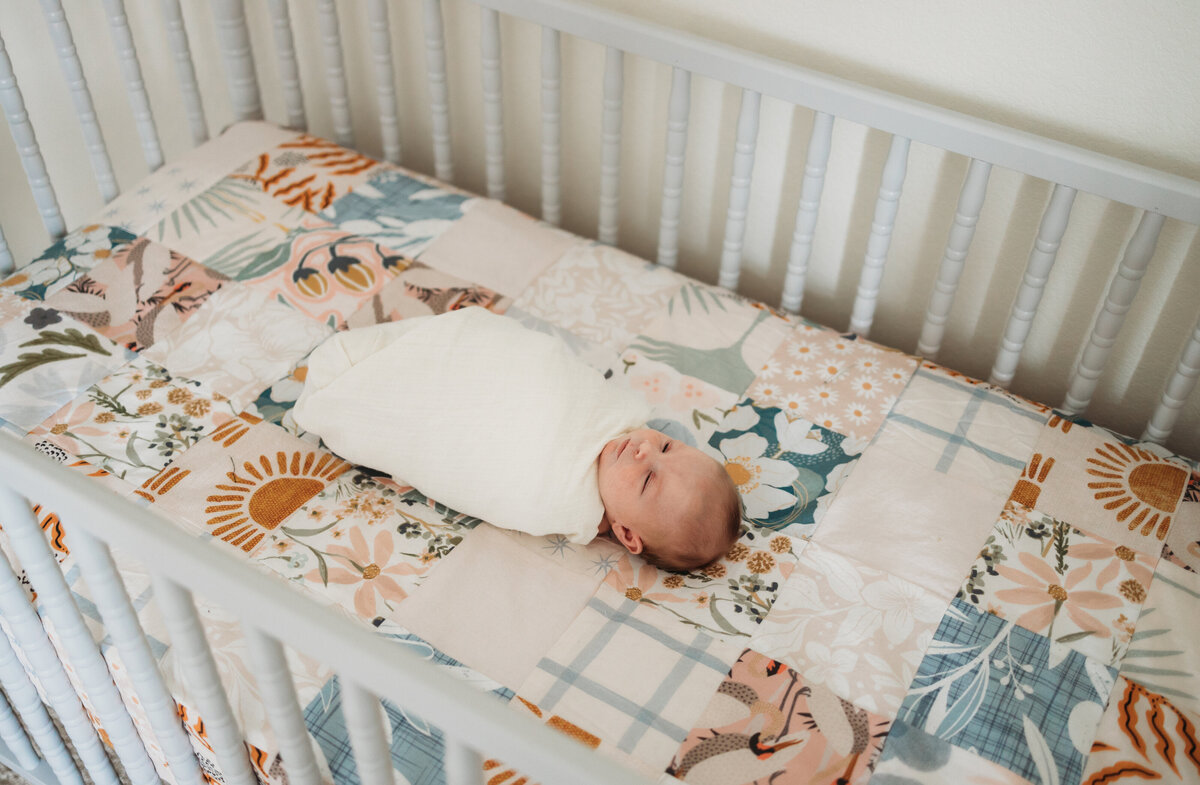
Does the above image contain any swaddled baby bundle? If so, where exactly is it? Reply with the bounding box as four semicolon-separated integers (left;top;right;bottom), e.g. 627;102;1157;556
292;307;651;543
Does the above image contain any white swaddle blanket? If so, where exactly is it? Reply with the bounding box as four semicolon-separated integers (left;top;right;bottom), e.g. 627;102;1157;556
292;308;651;543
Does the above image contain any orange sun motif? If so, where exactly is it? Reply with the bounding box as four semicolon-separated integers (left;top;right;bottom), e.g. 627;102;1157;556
205;451;350;552
1087;442;1189;541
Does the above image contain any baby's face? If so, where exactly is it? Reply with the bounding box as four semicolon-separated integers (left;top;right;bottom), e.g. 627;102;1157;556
597;428;723;551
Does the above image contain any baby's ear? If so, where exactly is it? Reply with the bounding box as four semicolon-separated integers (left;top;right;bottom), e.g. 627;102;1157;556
611;523;643;555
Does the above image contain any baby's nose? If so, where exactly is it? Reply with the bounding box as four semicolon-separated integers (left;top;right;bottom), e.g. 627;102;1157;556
634;439;650;459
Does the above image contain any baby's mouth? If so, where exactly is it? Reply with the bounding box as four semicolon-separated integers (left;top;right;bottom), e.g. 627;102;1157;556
614;438;630;460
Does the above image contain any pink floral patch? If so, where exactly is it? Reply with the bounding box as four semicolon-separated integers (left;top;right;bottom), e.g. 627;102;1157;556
958;501;1157;665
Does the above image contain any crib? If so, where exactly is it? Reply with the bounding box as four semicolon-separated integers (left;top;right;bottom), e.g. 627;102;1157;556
0;2;1197;785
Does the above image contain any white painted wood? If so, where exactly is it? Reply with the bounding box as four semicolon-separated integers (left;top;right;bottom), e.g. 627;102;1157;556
159;0;209;145
1144;314;1200;443
917;157;993;358
0;225;11;276
849;134;910;336
0;687;38;770
39;0;119;202
316;0;354;149
101;0;163;171
0;488;159;785
240;626;322;785
716;88;760;291
150;576;257;785
0;626;83;785
443;735;484;785
480;7;505;200
0;442;654;785
0;27;65;243
67;527;205;785
338;679;395;785
210;0;263;122
988;184;1077;387
1062;211;1166;414
656;67;690;270
0;528;117;785
367;0;402;164
540;27;562;225
423;0;454;182
780;110;833;314
266;0;306;131
597;46;624;245
471;0;1200;225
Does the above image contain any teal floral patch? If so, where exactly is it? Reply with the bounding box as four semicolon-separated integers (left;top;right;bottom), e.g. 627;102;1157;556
708;399;862;532
1;225;137;301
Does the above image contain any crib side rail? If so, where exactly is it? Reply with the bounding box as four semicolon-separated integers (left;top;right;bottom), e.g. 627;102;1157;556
0;436;652;785
471;0;1200;226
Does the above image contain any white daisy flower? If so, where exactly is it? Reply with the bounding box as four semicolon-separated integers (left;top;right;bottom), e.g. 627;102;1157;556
774;412;829;456
717;432;799;520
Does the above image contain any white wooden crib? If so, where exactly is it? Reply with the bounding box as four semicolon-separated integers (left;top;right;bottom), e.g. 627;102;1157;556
0;2;1197;785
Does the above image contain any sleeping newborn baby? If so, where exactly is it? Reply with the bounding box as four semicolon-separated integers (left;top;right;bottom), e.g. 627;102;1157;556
292;307;741;571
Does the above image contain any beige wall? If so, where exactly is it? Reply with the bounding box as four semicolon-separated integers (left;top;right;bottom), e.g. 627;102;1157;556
1;0;1197;456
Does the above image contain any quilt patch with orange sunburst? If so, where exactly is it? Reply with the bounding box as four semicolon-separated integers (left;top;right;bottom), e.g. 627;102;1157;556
1010;415;1190;557
138;416;350;555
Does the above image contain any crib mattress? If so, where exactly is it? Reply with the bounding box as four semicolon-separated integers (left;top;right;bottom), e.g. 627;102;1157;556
1;121;1197;785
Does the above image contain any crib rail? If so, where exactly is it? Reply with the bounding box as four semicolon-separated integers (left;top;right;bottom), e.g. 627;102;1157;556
0;436;652;785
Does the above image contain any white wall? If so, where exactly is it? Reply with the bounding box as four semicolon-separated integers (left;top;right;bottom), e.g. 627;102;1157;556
1;0;1197;457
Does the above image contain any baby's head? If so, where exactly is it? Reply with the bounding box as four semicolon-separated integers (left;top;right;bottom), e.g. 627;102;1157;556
597;428;741;571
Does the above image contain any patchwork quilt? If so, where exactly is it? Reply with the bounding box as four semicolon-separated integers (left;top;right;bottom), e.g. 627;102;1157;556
0;121;1198;785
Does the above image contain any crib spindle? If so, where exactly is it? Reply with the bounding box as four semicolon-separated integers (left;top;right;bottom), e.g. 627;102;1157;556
656;67;691;270
367;0;402;164
0;528;118;785
597;46;624;245
67;527;205;785
0;225;10;276
150;575;258;785
339;678;396;785
39;0;119;203
716;88;761;291
1062;210;1165;415
780;110;834;314
443;734;484;785
241;626;323;785
0;28;66;246
988;184;1077;387
540;27;562;226
423;0;454;182
0;683;38;771
211;0;263;123
266;0;307;131
0;489;160;785
480;7;505;200
101;0;163;171
1144;314;1200;444
159;0;209;145
0;623;83;785
849;134;911;337
315;0;355;149
916;157;993;358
